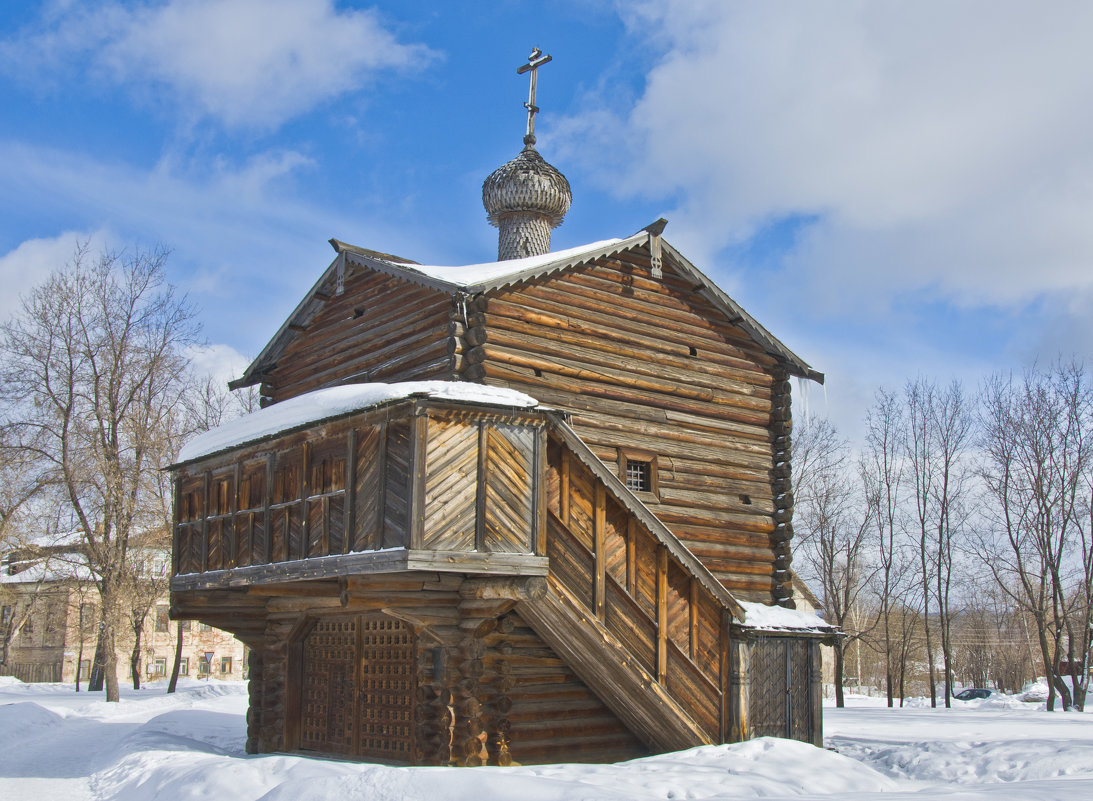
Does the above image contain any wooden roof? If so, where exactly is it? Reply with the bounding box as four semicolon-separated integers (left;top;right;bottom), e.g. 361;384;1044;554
230;223;823;390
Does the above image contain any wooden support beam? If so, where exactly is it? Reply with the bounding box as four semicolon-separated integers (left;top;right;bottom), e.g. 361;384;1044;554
719;611;731;743
594;484;606;622
301;442;312;560
626;519;638;597
534;426;547;557
560;448;571;528
409;409;428;550
657;544;668;685
263;454;274;564
475;423;488;552
689;578;699;662
201;470;211;573
345;427;357;554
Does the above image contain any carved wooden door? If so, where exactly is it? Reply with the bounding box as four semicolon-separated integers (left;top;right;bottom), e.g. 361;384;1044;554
299;614;416;761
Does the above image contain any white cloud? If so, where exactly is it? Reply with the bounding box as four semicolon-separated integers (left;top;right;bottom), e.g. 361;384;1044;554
2;0;435;129
560;1;1093;315
0;229;109;322
185;343;251;386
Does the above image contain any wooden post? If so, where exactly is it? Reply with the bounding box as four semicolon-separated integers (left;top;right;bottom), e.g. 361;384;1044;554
301;442;312;559
689;578;699;662
626;519;638;597
231;462;241;568
719;611;731;743
345;428;357;554
409;408;428;551
656;545;668;685
264;454;274;564
533;426;547;556
594;484;606;622
376;422;388;549
560;448;571;528
475;423;489;552
201;470;211;573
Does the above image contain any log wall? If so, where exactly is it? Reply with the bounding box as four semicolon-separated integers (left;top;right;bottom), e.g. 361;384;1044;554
466;249;784;601
262;269;456;405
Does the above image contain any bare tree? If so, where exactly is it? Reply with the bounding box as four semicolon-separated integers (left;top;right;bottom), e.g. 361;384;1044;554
793;416;876;706
928;381;974;707
0;245;199;701
979;362;1093;710
861;387;906;706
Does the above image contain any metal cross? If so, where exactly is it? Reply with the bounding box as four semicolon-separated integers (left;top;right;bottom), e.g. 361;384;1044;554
517;47;552;145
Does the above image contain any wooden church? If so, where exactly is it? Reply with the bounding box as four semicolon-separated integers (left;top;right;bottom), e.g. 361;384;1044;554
170;52;834;766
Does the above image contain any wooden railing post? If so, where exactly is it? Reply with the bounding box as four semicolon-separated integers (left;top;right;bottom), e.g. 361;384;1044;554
560;449;571;528
656;544;668;685
230;463;241;567
301;442;312;559
594;484;606;621
263;454;274;564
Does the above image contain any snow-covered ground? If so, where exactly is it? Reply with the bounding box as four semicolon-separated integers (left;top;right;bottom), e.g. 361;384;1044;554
2;678;1092;800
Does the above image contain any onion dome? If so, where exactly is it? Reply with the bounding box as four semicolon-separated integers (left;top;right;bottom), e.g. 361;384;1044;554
482;144;572;261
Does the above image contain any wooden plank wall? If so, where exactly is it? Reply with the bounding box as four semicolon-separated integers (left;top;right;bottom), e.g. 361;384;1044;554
175;408;541;576
263;269;454;404
466;247;782;601
544;434;728;741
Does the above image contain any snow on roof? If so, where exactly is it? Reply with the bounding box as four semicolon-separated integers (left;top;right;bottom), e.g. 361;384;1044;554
738;600;837;632
176;381;540;465
371;238;622;289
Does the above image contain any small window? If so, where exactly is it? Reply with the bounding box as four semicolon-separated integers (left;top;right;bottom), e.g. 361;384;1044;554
625;460;651;492
617;448;659;499
180;619;192;632
1;605;12;626
199;659;211;675
179;657;189;676
155;606;169;632
78;659;91;681
200;622;213;632
153;658;167;677
220;657;232;675
23;614;33;635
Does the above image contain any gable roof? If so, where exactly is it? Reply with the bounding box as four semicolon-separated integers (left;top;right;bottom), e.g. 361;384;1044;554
230;225;823;389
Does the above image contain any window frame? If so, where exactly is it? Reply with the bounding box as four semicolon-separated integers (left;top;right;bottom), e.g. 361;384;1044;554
617;447;660;501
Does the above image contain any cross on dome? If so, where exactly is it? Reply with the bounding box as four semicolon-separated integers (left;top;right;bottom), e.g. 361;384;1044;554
517;47;552;146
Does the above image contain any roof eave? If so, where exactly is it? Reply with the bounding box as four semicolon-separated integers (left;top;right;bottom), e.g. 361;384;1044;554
660;241;823;384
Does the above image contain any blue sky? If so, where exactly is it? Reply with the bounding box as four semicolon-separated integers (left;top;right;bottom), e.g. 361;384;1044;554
2;1;1093;439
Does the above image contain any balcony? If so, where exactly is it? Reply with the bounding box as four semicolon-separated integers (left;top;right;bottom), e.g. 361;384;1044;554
170;385;549;593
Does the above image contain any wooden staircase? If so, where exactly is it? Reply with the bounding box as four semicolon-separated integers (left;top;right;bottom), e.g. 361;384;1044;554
516;419;746;751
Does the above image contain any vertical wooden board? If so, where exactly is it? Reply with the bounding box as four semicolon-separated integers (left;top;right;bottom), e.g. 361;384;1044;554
483;424;535;553
234;514;251;567
692;590;721;677
545;516;594;610
287;503;305;561
307;499;324;557
271;508;287;563
327;496;345;555
632;528;658;617
665;644;720;737
251;514;267;567
603;579;657;674
383;420;411;548
545;437;562;520
602;499;629;587
353;425;382;551
788;640;811;742
207;518;223;571
666;562;691;656
423;418;478;551
566;464;595;550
